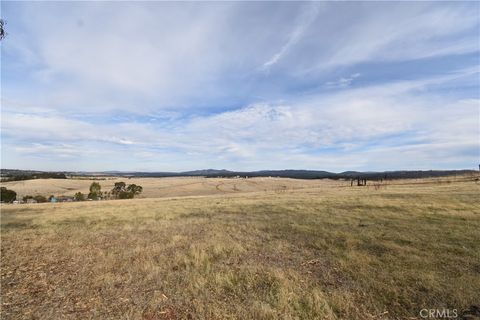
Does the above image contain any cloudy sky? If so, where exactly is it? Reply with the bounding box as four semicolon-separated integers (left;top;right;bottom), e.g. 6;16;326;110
1;1;479;172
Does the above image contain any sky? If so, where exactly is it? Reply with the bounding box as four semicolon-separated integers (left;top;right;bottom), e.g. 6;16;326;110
1;1;479;172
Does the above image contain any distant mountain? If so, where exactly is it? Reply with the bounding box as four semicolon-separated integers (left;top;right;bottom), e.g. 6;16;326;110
70;168;479;180
182;169;231;175
1;168;477;181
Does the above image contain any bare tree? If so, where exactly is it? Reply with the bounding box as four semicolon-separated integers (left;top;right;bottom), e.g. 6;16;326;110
0;19;5;41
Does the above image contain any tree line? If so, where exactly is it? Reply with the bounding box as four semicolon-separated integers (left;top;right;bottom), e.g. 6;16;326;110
74;182;143;201
0;172;67;182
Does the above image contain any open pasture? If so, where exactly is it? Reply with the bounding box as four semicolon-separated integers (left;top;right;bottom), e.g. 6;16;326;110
1;176;479;319
1;176;347;200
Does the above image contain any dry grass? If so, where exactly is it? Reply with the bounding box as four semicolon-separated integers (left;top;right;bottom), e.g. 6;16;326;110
1;176;346;199
1;177;479;319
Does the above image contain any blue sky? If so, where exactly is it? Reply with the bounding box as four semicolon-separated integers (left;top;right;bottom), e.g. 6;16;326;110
1;1;479;172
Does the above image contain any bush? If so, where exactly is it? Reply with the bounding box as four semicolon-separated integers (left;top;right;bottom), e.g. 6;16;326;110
74;192;85;201
0;187;16;203
33;195;48;203
22;195;47;203
118;191;134;199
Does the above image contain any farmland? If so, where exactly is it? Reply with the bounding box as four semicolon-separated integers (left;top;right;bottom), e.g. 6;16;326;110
0;176;346;200
1;176;479;319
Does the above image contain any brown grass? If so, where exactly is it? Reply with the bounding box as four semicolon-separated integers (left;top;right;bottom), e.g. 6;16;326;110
1;176;479;319
1;176;346;199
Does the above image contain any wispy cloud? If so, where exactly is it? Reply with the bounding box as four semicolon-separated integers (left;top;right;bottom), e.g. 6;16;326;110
261;2;321;71
2;69;478;171
324;73;361;89
1;1;479;171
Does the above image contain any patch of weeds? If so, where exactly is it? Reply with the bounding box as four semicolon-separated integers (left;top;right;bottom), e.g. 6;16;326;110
1;221;33;230
178;211;212;219
357;242;390;257
218;269;281;307
50;217;88;226
394;238;414;246
252;271;281;306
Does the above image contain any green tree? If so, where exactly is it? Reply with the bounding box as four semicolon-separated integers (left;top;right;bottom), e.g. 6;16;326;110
115;184;143;199
111;182;126;198
74;192;85;201
88;182;102;200
126;184;143;197
0;187;16;202
113;181;126;192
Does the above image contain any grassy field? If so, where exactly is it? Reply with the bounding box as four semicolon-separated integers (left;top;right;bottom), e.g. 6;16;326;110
1;176;345;199
1;177;479;319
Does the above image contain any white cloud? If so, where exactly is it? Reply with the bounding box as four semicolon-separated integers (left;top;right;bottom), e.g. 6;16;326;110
2;70;478;171
261;2;321;71
4;2;475;115
324;73;361;89
285;3;479;74
1;2;478;171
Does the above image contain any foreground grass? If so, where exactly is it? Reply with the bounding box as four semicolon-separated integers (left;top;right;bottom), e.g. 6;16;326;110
1;178;479;319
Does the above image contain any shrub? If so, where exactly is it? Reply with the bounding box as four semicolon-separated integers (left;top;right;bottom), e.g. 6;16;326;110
118;191;134;199
74;192;85;201
33;195;48;203
0;187;16;203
